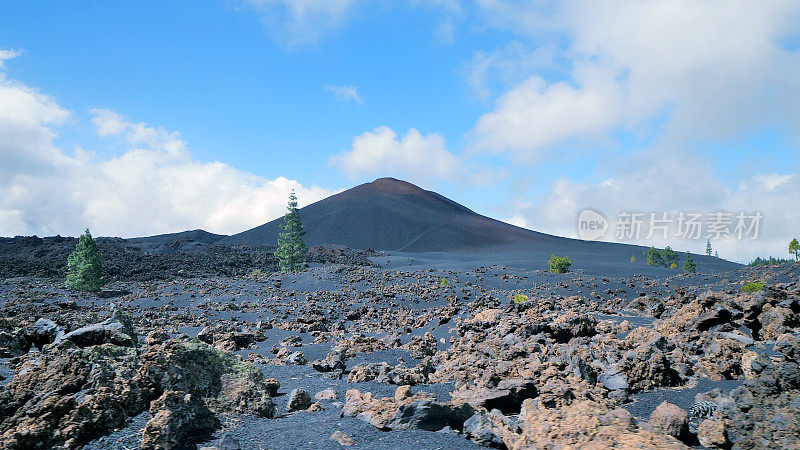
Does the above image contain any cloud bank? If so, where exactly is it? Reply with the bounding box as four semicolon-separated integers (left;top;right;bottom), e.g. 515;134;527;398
0;55;332;238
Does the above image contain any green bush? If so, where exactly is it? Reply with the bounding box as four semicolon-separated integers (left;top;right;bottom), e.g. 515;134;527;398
66;229;106;292
513;293;529;304
647;246;680;268
646;247;664;266
440;278;449;287
548;254;572;274
630;256;637;263
669;262;678;270
741;282;764;293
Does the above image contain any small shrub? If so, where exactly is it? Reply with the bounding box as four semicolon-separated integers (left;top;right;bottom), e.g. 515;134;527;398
513;294;529;304
548;254;572;274
741;282;764;293
669;262;678;270
440;278;449;287
630;256;637;263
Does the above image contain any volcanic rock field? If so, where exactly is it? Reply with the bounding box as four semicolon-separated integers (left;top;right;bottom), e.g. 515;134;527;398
0;179;798;449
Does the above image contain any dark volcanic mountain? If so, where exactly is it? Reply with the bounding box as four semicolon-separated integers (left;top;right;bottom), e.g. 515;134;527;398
220;177;554;251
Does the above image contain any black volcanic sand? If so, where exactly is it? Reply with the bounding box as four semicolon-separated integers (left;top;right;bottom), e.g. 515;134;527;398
0;252;798;449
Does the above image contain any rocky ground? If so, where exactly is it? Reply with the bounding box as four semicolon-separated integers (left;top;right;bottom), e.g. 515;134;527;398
0;252;798;449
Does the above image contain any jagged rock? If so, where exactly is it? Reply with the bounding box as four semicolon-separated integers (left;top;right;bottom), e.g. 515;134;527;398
650;401;689;441
619;338;679;392
341;387;472;432
696;417;729;448
388;399;474;431
330;430;354;447
311;349;346;372
145;330;170;346
263;378;280;397
450;378;537;414
486;399;685;449
287;351;307;365
213;372;275;417
141;390;220;450
27;318;63;349
463;412;506;448
759;304;799;340
286;389;312;412
315;388;338;400
0;330;28;358
0;338;273;449
307;402;323;412
598;367;628;391
0;344;140;449
55;307;137;348
404;332;437;358
137;340;275;417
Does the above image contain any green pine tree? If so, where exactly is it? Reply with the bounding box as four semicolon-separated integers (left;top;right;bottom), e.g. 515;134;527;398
705;239;712;256
789;238;800;262
66;228;106;292
683;252;696;273
275;190;307;272
646;247;664;266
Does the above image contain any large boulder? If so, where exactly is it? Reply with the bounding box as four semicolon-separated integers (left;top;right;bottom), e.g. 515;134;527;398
286;389;312;412
388;399;474;431
135;339;275;417
650;401;689;441
341;387;471;431
141;390;220;450
450;378;537;414
26;318;64;349
55;307;137;348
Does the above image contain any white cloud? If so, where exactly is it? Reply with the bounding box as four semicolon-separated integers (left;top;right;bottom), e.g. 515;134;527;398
0;68;334;238
89;108;128;136
242;0;358;47
329;126;471;184
0;49;20;68
464;41;555;100
471;62;623;158
470;0;800;157
506;148;800;262
325;84;363;105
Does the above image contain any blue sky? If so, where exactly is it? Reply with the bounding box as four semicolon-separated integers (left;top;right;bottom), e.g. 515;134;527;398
2;1;800;262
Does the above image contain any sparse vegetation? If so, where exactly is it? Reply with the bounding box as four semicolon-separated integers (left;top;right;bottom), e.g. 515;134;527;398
741;281;764;293
275;190;308;273
440;278;449;287
790;238;799;262
683;253;696;273
669;262;678;270
66;228;106;292
747;256;792;267
513;293;529;304
630;256;637;263
647;246;679;268
548;254;572;273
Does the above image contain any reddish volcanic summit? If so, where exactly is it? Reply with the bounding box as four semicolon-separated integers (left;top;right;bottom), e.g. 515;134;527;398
220;177;549;251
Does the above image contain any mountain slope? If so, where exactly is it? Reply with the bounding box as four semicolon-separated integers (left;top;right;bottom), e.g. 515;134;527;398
222;178;564;251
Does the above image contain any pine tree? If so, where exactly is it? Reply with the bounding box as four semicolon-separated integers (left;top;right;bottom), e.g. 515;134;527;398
683;252;696;273
275;190;307;272
789;238;800;262
66;228;106;292
646;247;664;266
705;239;712;256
